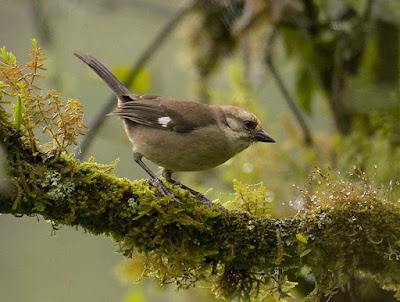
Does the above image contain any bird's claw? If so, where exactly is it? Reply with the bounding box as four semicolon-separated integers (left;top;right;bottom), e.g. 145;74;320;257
192;194;227;213
147;178;226;212
147;178;182;204
193;194;216;207
170;182;226;212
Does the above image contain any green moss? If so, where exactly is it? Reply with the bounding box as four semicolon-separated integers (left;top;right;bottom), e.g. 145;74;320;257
2;112;400;301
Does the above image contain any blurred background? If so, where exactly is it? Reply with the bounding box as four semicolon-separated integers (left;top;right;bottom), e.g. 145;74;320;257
0;0;399;301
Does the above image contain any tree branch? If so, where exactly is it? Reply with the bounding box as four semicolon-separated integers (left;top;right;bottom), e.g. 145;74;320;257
265;27;313;146
76;0;200;160
1;112;400;300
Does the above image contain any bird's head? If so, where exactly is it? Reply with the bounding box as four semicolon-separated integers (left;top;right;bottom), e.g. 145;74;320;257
220;106;275;144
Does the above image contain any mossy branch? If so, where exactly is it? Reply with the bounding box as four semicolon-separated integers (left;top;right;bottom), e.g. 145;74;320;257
1;114;400;301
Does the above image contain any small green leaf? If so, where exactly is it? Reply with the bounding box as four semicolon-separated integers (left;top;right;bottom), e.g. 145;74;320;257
300;248;312;257
31;38;38;48
296;233;308;244
9;52;16;64
296;67;315;114
0;46;7;59
33;201;46;212
282;280;298;291
13;95;23;131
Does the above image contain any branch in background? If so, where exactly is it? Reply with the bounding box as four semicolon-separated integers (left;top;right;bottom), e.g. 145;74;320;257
374;19;399;85
76;0;201;160
280;13;353;135
326;0;377;135
264;27;313;146
330;38;351;135
301;0;319;36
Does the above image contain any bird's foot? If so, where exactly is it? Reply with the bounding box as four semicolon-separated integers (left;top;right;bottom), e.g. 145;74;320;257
147;178;182;204
190;191;227;213
169;181;226;212
190;193;214;206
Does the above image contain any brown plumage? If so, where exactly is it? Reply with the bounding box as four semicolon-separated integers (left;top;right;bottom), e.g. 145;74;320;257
74;52;275;205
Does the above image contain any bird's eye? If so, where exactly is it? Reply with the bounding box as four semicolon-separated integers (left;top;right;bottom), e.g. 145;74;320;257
243;120;256;130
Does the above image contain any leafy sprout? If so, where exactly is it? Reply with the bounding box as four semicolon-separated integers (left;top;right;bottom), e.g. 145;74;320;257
0;40;87;157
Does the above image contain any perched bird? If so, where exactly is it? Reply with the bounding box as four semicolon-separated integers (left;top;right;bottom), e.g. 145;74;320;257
74;53;275;205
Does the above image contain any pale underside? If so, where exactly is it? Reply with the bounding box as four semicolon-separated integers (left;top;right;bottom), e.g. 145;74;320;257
124;121;252;172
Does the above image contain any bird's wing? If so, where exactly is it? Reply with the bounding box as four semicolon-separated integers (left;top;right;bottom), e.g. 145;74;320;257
109;95;217;133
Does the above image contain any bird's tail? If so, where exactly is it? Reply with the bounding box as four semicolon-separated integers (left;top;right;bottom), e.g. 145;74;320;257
74;52;130;97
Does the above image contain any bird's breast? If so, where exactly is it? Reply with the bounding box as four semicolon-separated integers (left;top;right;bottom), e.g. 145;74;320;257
124;122;250;172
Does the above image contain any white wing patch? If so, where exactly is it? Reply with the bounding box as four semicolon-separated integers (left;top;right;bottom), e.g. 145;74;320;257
158;116;171;127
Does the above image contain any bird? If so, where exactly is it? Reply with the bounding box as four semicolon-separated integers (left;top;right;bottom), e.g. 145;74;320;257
74;52;275;206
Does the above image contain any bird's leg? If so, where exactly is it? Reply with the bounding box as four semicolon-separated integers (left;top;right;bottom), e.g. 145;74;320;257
162;169;218;208
134;155;182;204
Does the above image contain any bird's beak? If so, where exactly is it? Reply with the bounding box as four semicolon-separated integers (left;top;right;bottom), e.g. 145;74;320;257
255;130;275;143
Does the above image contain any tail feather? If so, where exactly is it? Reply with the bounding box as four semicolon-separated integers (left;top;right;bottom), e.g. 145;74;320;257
74;52;130;97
